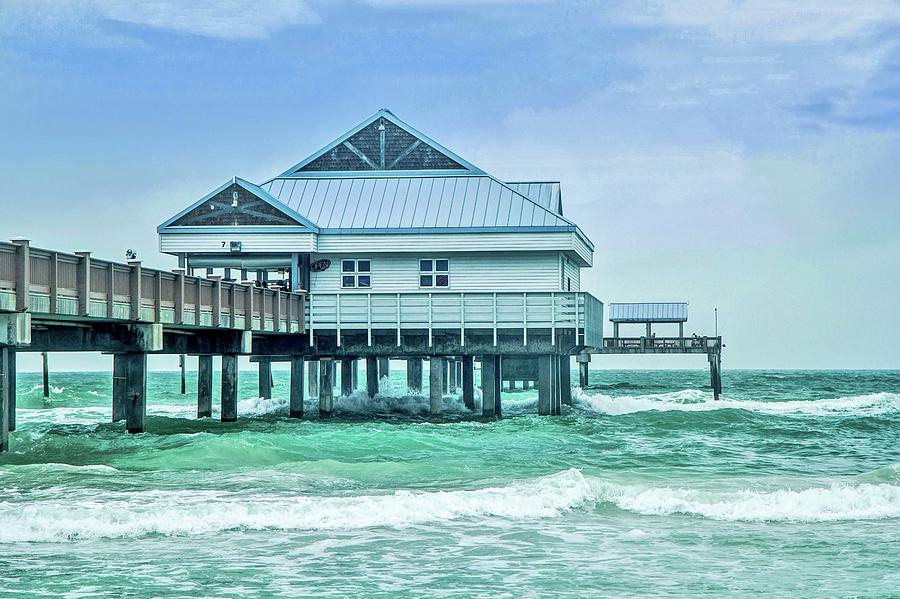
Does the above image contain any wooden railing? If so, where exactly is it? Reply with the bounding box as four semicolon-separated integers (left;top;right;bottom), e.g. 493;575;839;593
0;240;304;333
305;291;603;347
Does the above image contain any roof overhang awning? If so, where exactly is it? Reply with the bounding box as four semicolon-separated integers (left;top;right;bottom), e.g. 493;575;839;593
608;302;688;323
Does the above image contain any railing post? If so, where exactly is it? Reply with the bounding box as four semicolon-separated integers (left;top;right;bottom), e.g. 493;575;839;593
336;293;341;347
11;238;30;311
75;251;92;317
550;291;556;346
492;292;498;347
209;275;221;328
428;292;433;348
229;283;237;328
127;259;141;321
396;292;401;347
48;252;58;314
172;269;185;325
460;291;465;346
106;263;115;318
274;288;282;333
154;271;163;323
522;292;528;346
193;277;202;326
244;286;254;331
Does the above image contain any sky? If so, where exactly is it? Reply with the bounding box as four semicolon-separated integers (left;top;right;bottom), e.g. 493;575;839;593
1;0;899;371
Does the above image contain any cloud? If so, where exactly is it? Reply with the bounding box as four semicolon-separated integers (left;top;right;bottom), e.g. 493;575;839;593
0;0;320;40
611;0;900;43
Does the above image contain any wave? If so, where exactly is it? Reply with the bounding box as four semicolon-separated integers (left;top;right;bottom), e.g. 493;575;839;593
0;469;593;543
4;469;897;542
573;388;900;417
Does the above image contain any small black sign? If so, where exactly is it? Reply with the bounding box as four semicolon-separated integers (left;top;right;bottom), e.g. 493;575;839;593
310;259;331;272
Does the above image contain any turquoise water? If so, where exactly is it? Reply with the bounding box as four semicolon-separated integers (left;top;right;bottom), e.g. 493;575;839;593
1;368;899;597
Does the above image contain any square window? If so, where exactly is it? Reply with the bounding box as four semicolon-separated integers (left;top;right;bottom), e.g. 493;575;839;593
420;259;433;272
436;274;449;287
357;275;371;288
342;260;355;273
420;275;433;287
435;259;449;272
342;275;356;288
357;260;371;272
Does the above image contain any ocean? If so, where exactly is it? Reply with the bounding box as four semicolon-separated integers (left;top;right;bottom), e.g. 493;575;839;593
1;368;898;598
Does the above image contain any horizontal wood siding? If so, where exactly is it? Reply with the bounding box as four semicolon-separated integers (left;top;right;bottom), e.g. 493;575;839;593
563;257;580;292
160;232;317;253
309;252;562;293
315;231;583;256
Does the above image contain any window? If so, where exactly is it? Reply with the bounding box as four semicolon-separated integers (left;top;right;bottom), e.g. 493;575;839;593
341;259;371;288
419;259;449;288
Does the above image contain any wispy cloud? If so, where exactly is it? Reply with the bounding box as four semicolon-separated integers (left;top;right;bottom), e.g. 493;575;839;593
0;0;320;40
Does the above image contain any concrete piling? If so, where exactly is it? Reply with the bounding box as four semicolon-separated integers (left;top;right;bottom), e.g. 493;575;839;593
307;361;319;397
378;357;389;381
481;355;501;417
179;354;186;395
407;358;423;393
125;352;147;433
221;354;238;422
366;356;379;398
290;356;304;418
576;352;590;388
538;355;561;416
429;357;444;416
42;351;50;398
559;356;572;406
258;360;272;399
5;350;14;432
341;359;354;396
112;353;126;422
0;347;8;452
197;355;213;418
461;356;475;410
319;358;334;417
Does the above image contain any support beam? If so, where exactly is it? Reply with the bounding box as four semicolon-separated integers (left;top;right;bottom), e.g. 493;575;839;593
576;352;591;388
308;360;319;397
112;353;127;422
709;354;722;401
461;355;475;410
378;357;389;381
0;347;8;452
221;354;238;422
559;356;572;406
258;360;272;399
5;351;14;432
429;357;443;416
197;355;213;418
481;355;501;417
442;359;450;394
125;352;147;433
179;354;186;394
538;354;561;416
341;358;354;397
290;356;304;418
366;356;379;398
319;359;334;417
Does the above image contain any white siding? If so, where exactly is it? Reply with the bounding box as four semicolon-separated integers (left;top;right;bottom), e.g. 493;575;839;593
160;232;317;253
315;231;582;256
563;256;581;291
309;252;563;293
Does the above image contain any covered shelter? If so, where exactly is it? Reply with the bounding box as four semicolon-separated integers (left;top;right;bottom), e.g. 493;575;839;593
608;302;688;338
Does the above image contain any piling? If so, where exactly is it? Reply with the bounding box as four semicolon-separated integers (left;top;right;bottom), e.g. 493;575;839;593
461;356;475;410
378;357;389;381
42;351;50;398
442;359;450;394
125;352;147;433
538;355;561;416
559;356;572;406
407;358;423;393
179;354;186;394
429;357;443;416
290;356;304;418
366;356;379;398
112;354;127;422
307;361;319;397
576;353;590;388
319;358;334;417
0;347;8;452
481;355;501;417
258;359;272;399
221;354;238;422
4;350;15;433
197;355;213;418
340;358;354;396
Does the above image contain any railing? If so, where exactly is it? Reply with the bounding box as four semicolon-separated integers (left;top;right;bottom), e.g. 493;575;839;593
602;336;722;351
305;291;603;347
0;240;304;333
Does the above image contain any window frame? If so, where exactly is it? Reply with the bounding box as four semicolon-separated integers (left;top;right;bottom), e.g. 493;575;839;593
418;258;451;289
340;259;372;289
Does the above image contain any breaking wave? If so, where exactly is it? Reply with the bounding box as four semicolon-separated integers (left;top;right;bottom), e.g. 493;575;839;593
573;388;900;417
3;468;898;542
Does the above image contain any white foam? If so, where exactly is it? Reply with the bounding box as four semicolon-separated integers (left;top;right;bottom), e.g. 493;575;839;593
597;480;900;522
0;469;594;542
238;396;290;417
574;388;900;417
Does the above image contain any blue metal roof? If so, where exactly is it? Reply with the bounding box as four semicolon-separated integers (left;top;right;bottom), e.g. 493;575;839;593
505;182;562;215
608;303;688;323
260;175;578;231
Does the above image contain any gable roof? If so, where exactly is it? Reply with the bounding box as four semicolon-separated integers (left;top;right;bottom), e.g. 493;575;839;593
278;109;486;177
157;177;319;232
